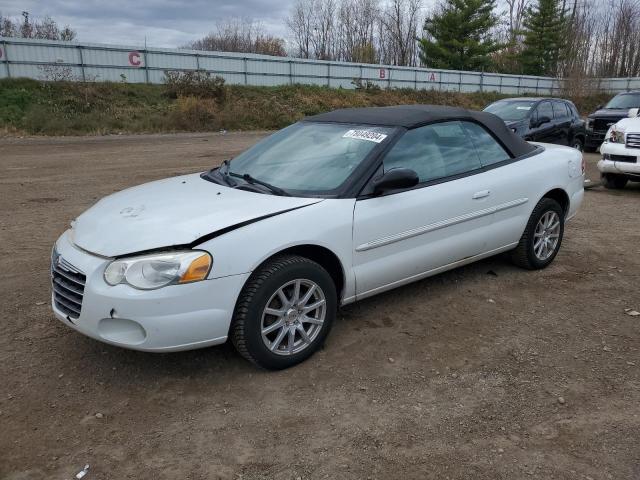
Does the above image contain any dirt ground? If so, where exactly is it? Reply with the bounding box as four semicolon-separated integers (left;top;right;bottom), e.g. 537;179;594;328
0;132;639;480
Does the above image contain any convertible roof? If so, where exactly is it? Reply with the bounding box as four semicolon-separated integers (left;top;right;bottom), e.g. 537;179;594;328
305;104;537;157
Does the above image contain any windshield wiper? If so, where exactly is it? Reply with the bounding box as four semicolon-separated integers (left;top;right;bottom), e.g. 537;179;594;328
228;171;290;196
210;159;236;187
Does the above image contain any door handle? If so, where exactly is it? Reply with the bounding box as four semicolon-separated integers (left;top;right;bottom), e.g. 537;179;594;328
472;190;491;199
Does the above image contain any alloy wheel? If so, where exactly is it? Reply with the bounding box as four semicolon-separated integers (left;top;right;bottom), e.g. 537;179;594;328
533;211;561;261
261;279;326;356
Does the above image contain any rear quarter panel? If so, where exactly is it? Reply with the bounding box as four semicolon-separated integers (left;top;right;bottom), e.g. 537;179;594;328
489;144;583;247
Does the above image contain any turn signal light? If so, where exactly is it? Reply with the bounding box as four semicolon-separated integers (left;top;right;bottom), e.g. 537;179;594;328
179;254;212;283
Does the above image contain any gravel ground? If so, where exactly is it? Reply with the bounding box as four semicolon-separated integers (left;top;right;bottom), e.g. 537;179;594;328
0;132;639;480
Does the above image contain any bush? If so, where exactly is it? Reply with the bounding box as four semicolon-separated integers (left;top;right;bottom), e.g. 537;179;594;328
351;77;381;91
163;70;227;103
168;96;220;130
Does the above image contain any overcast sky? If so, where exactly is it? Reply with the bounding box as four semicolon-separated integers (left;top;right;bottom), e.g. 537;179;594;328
0;0;296;47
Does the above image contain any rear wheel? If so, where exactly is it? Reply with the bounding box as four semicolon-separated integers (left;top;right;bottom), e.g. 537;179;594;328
602;173;628;189
511;198;564;270
230;254;337;370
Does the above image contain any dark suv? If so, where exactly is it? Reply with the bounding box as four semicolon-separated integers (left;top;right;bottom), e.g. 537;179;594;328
585;91;640;152
484;97;586;150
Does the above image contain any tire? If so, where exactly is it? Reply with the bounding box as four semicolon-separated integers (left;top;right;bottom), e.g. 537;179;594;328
571;137;584;151
602;173;628;190
511;198;565;270
230;254;337;370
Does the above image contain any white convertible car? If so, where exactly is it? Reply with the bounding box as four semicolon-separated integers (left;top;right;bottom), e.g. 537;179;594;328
598;108;640;189
51;105;584;369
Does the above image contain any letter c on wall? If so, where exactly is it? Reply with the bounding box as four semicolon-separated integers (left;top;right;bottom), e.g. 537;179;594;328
128;51;141;67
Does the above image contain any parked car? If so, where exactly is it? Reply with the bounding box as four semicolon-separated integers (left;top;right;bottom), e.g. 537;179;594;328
585;91;640;152
598;107;640;189
51;105;584;369
483;97;586;150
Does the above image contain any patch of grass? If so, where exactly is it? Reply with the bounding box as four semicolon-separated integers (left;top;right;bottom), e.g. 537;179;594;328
0;77;616;136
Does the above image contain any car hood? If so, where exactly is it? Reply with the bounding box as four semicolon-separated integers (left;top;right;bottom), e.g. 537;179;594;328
588;108;631;119
72;173;323;257
611;116;640;132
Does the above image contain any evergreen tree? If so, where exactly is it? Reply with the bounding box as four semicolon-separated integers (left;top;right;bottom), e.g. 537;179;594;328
419;0;500;71
518;0;568;76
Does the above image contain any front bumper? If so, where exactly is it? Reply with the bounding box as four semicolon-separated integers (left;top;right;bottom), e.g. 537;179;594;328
598;143;640;177
585;130;606;148
52;231;249;352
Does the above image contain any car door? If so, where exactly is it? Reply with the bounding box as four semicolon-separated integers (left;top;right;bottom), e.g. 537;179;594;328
464;122;539;250
553;101;571;145
529;101;557;143
352;121;496;299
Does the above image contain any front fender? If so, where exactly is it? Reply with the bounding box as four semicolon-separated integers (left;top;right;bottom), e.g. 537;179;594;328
197;199;357;302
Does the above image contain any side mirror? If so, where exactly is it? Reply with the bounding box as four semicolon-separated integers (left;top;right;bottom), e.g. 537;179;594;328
597;104;603;110
373;168;419;194
537;116;551;127
628;108;639;118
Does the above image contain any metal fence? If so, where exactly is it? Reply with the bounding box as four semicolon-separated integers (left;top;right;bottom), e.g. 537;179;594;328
1;37;639;95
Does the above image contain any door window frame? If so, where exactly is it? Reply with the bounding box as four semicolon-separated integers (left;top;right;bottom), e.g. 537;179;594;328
357;119;542;199
552;101;569;119
536;101;554;122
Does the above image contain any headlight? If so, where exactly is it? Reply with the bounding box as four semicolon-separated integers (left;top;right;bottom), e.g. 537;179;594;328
104;251;212;290
606;127;625;144
586;119;593;130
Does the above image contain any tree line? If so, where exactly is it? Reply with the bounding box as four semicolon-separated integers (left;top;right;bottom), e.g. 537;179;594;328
185;0;640;78
0;11;76;41
283;0;640;78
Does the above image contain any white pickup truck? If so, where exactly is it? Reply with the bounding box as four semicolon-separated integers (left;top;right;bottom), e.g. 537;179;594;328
599;108;640;189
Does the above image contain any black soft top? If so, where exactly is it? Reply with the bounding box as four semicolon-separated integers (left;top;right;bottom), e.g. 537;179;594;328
305;104;537;158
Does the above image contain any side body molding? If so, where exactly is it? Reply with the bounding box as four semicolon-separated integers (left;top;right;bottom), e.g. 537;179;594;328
355;198;529;252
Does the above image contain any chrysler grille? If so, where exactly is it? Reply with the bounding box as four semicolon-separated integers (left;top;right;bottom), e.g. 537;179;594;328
51;251;86;320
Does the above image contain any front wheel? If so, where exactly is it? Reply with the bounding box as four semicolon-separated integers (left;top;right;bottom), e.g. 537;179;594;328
230;254;337;370
602;173;628;190
511;198;565;270
571;138;584;151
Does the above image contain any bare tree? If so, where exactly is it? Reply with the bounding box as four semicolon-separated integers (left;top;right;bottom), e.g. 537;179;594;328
337;0;379;62
0;11;76;40
377;0;421;66
286;0;315;58
0;15;18;37
588;0;640;77
559;0;598;77
505;0;528;41
189;18;286;56
310;0;337;60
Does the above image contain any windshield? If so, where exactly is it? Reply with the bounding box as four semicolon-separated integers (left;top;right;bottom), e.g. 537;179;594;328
226;122;394;193
605;93;640;109
484;100;536;121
